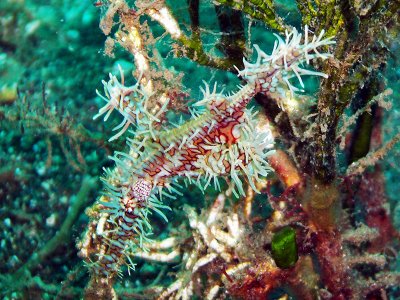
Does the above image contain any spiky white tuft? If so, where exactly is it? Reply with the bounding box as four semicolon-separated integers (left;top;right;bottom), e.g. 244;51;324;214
237;26;335;105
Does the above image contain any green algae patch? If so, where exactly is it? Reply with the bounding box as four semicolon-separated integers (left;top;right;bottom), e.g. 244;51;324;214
271;226;298;269
0;84;17;105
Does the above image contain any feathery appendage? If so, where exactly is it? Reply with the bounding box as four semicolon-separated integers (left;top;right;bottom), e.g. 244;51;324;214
238;26;335;107
94;66;167;141
80;27;334;282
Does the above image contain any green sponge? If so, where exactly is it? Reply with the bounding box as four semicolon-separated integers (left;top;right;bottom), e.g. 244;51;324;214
271;226;298;269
